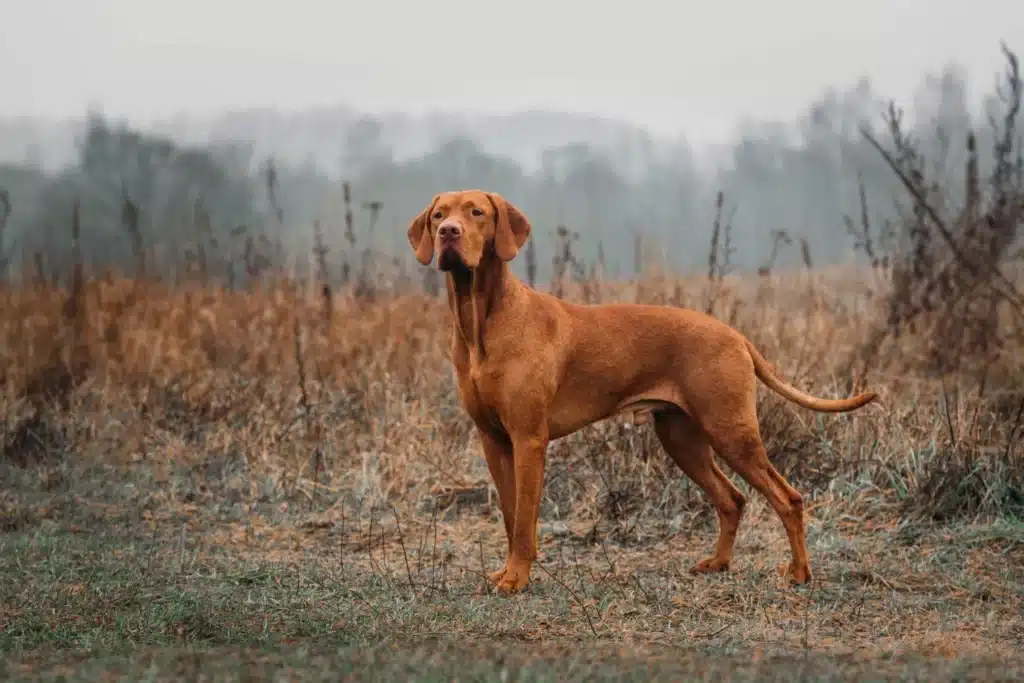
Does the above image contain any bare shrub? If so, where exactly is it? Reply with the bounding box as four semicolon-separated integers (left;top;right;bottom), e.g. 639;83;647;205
853;44;1024;379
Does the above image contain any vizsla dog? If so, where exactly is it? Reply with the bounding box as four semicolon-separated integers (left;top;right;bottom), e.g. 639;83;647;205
407;189;878;594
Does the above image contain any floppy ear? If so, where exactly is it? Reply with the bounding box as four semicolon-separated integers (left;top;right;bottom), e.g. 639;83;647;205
407;195;439;265
487;192;532;262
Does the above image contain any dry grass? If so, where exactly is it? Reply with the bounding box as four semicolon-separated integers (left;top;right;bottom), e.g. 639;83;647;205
0;266;1022;681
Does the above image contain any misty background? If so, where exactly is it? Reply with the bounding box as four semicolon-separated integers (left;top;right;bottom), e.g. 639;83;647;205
1;1;1022;284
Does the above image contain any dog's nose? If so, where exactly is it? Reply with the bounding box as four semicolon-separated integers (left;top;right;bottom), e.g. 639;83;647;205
438;222;462;241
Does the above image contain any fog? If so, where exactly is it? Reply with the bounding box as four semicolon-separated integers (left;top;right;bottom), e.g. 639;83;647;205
1;1;1021;282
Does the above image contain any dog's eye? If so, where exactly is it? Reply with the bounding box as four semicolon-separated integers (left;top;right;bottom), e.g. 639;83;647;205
432;211;443;220
471;208;484;217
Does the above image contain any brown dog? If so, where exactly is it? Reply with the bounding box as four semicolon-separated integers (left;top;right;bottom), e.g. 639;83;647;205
407;189;877;594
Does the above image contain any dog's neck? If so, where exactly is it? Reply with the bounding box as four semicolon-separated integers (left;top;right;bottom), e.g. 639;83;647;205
445;250;517;366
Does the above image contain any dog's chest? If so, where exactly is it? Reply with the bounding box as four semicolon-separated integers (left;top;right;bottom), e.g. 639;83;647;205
452;360;504;430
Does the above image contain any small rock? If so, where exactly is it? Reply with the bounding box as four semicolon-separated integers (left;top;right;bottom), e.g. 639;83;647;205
540;520;570;538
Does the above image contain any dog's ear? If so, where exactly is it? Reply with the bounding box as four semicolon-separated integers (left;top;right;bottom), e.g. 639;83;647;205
407;195;439;265
487;192;532;262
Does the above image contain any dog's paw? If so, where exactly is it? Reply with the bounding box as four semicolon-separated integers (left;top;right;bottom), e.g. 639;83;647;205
689;556;730;574
495;565;531;595
488;566;508;585
778;561;812;586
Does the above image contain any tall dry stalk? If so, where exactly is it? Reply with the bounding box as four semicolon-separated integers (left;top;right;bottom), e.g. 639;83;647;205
120;192;145;279
341;181;355;287
264;157;285;280
0;188;10;283
704;190;734;315
313;219;333;326
525;236;537;289
551;225;583;299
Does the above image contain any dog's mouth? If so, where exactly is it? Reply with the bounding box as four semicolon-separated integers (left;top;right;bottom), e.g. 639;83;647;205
438;245;469;273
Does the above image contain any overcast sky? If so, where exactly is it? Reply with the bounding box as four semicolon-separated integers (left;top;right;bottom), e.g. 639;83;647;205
3;0;1022;143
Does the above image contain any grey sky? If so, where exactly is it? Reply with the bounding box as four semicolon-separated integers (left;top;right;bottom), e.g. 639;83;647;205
3;0;1022;143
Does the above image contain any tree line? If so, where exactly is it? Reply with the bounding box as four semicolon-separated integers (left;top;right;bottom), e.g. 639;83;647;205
0;48;1018;288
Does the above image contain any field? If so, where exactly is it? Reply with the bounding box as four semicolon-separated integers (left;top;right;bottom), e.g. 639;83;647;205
1;265;1023;682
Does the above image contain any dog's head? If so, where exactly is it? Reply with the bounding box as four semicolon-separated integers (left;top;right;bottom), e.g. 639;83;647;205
406;190;532;272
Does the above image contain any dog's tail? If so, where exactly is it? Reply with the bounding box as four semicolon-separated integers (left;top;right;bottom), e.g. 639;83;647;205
744;338;878;413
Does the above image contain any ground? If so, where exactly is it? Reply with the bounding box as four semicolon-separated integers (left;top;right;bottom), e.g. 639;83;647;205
1;453;1021;682
0;273;1022;681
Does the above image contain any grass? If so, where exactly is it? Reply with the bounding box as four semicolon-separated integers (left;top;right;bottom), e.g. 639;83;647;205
1;267;1023;681
1;456;1022;681
2;462;1022;681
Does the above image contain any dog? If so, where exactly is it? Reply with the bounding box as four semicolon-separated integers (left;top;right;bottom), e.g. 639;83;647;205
406;189;878;594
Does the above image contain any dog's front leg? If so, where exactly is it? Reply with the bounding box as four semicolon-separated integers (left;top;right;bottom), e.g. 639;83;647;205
478;428;516;585
495;428;548;595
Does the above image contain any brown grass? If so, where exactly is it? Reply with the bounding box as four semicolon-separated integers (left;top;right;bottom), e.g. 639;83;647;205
4;264;1020;513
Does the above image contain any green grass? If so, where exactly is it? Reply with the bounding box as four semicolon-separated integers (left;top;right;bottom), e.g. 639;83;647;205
4;641;1021;682
2;456;1022;682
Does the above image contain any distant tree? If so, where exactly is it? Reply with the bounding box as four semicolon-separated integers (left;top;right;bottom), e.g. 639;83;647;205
26;113;260;280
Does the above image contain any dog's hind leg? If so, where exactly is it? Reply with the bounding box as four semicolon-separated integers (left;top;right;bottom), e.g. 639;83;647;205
696;395;813;585
653;411;747;574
